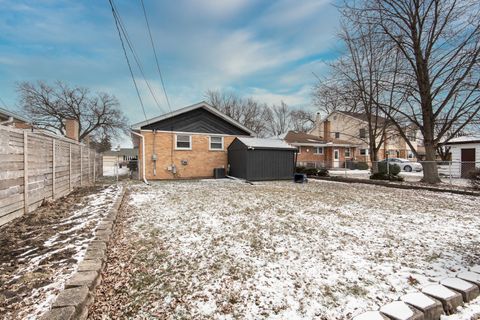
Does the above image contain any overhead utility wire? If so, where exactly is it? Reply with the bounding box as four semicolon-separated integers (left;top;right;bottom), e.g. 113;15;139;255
108;0;148;120
110;0;166;114
140;0;172;112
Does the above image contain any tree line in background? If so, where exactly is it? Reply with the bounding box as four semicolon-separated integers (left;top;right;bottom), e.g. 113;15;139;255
314;0;480;184
205;90;315;138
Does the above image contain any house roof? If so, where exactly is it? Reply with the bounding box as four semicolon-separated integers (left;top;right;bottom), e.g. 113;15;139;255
103;148;138;157
335;111;388;125
236;137;297;150
131;101;255;135
444;135;480;145
284;131;358;147
0;106;30;123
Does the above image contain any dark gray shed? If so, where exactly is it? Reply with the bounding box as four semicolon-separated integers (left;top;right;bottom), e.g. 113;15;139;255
228;137;297;181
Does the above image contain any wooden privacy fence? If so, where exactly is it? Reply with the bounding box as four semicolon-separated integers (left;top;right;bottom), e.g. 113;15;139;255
0;125;102;226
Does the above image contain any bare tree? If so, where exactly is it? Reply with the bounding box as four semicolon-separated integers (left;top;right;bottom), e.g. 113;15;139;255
290;109;314;132
351;0;480;183
17;81;128;142
265;101;292;137
205;90;271;137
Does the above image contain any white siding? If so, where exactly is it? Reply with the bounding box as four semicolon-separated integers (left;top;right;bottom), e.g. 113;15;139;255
448;143;480;177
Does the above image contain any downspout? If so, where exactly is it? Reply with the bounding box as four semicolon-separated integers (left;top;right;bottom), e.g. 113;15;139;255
131;130;149;184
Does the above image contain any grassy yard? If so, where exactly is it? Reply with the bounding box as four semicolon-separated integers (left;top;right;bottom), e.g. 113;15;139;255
89;180;480;319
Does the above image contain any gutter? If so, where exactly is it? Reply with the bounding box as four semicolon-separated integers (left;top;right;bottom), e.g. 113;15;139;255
130;130;149;185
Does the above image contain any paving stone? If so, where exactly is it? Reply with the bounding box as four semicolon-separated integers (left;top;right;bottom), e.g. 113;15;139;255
470;266;480;274
401;292;444;320
40;306;76;320
94;232;110;242
88;241;107;251
84;248;106;260
440;277;479;302
353;311;390;320
96;222;113;231
457;271;480;287
77;259;103;272
52;286;89;308
422;284;463;315
65;271;101;290
96;229;112;237
380;301;424;320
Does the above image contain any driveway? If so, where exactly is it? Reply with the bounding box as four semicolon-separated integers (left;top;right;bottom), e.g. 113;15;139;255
89;180;480;319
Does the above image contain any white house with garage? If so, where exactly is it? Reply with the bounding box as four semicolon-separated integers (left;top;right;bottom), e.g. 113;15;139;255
444;136;480;178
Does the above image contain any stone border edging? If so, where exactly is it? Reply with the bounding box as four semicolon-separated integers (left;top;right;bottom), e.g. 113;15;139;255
310;176;480;197
40;185;127;320
353;266;480;320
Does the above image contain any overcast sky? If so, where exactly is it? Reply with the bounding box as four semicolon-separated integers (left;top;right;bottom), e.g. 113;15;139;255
0;0;341;127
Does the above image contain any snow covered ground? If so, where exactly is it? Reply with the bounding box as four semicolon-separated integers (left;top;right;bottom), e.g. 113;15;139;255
103;166;130;177
0;185;122;320
91;179;480;319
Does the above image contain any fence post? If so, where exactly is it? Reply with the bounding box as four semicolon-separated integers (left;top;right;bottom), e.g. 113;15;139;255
88;148;91;183
69;144;72;191
23;131;29;214
52;138;56;199
449;161;452;186
93;152;96;183
80;145;83;186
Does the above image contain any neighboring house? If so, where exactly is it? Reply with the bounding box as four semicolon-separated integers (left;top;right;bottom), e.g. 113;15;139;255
0;106;31;129
102;148;138;172
284;121;358;169
131;102;254;180
309;110;421;161
444;136;480;178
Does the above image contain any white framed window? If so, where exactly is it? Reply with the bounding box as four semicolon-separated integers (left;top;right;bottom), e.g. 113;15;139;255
335;132;340;139
360;148;369;156
345;147;351;157
209;136;224;150
314;147;324;155
175;134;192;150
408;151;414;159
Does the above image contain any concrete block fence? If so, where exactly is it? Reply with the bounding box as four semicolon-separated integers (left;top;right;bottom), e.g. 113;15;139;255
353;267;480;320
40;186;126;320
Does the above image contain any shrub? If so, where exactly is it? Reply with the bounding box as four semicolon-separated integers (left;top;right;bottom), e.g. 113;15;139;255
296;167;329;177
469;168;480;190
355;162;369;170
371;161;403;181
377;162;401;175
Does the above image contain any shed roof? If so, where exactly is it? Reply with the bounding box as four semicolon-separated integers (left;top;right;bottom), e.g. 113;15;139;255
444;136;480;145
237;137;297;150
0;106;30;123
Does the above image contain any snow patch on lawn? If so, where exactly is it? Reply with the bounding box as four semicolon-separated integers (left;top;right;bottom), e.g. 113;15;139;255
124;180;480;319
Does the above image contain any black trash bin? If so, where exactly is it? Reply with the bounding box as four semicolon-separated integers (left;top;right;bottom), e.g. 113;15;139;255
294;173;307;183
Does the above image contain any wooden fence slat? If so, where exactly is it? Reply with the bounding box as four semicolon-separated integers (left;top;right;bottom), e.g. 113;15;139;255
23;131;28;214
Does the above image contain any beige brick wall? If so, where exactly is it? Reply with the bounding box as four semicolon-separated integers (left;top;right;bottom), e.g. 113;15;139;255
139;131;237;180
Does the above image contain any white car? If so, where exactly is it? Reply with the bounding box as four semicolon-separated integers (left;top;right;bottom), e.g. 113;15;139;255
380;158;423;172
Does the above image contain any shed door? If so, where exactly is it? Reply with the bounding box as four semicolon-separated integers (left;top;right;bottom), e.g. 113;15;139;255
461;148;475;178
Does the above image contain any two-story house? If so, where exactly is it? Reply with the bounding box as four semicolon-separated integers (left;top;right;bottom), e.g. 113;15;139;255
309;110;422;162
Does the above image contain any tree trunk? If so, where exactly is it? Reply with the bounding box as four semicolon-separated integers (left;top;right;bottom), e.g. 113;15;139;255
421;142;441;184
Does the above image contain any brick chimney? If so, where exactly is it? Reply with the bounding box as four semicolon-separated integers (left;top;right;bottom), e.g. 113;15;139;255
65;119;79;141
324;119;331;141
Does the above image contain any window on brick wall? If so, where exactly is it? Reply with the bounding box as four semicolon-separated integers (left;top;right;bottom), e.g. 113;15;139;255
175;134;191;150
345;148;351;157
209;136;224;150
335;132;340;139
314;147;323;154
360;148;369;156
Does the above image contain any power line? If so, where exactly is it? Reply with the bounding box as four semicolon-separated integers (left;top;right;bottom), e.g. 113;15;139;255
108;0;147;121
110;0;166;114
0;96;10;109
140;0;172;112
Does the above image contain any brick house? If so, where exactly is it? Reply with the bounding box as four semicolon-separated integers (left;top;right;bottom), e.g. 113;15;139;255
309;110;422;161
130;102;254;180
284;120;358;169
0;106;32;129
